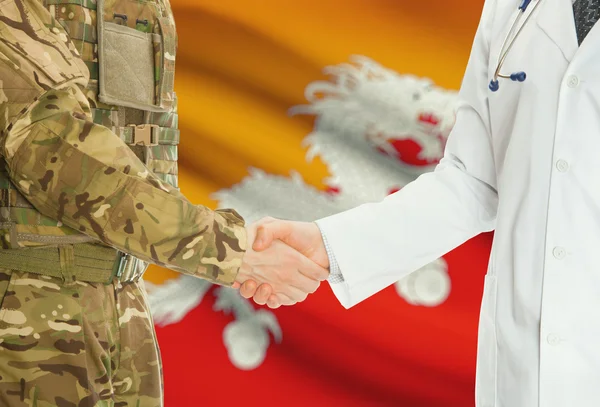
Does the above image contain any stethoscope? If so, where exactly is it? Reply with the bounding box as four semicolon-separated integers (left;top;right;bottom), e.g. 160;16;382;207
489;0;542;91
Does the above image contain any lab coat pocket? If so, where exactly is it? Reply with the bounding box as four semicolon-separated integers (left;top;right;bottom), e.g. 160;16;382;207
475;274;498;407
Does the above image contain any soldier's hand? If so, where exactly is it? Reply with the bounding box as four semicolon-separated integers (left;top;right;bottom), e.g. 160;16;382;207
234;221;329;308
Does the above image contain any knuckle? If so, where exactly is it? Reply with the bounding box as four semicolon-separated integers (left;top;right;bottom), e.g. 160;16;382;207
241;281;256;293
258;216;275;226
310;267;322;280
311;270;324;282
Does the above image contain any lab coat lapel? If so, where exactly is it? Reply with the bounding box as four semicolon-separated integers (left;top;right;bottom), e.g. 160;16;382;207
536;0;578;61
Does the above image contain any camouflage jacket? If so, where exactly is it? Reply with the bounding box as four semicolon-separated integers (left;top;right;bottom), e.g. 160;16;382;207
0;0;246;286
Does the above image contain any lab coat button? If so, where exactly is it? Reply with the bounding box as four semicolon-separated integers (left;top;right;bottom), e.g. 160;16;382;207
553;247;566;259
547;334;561;346
556;159;569;172
567;75;579;88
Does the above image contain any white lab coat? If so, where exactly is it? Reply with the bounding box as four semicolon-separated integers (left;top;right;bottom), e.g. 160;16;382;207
316;0;600;405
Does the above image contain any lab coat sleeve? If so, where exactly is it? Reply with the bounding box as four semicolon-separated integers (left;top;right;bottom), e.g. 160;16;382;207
316;0;499;308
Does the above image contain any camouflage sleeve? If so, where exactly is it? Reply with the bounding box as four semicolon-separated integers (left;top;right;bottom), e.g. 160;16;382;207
0;0;246;286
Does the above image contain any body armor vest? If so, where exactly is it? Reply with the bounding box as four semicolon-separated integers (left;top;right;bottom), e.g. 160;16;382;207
0;0;179;250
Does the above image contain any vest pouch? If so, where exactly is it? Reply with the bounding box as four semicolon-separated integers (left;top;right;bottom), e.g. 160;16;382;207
98;22;159;110
97;0;168;112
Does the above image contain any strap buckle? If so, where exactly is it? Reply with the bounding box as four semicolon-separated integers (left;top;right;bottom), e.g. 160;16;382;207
110;252;148;284
128;124;159;146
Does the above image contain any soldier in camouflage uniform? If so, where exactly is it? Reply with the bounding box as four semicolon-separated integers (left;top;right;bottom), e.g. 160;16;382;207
0;0;329;405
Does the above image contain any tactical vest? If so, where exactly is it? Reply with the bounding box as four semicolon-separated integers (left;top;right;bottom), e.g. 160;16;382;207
0;0;179;249
0;0;179;281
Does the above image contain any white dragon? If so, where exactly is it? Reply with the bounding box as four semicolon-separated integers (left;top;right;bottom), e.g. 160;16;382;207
145;55;459;369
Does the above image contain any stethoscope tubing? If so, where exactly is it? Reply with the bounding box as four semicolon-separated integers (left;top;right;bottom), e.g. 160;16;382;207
490;0;543;91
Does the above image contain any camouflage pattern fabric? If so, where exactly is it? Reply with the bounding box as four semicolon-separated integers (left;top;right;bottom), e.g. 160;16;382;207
0;267;162;407
0;0;247;286
0;1;246;405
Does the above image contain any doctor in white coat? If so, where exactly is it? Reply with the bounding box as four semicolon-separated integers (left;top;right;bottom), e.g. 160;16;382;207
236;0;600;405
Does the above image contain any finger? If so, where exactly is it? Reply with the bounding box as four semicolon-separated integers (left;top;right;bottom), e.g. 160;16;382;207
288;272;320;296
231;281;240;290
239;280;258;299
253;221;292;252
252;283;273;305
267;294;281;309
279;284;309;303
276;249;324;294
295;251;330;282
275;293;296;307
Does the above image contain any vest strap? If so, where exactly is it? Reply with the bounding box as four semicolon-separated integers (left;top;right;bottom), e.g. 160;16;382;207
115;125;180;146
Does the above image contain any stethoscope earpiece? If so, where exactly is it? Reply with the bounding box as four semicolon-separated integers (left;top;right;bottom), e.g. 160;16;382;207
489;80;500;92
510;71;527;82
489;72;526;92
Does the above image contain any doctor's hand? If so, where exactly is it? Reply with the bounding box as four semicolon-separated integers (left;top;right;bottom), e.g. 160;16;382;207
235;218;330;308
233;221;329;306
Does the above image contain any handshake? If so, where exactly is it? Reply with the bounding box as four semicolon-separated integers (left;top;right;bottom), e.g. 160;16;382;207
232;217;330;309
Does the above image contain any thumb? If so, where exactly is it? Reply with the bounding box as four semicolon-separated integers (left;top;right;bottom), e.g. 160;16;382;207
252;221;291;251
252;224;274;251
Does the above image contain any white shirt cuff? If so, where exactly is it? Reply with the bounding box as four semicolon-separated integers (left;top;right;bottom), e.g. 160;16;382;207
315;222;345;283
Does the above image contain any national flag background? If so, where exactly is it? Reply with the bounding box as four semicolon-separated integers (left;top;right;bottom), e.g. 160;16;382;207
142;1;492;406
